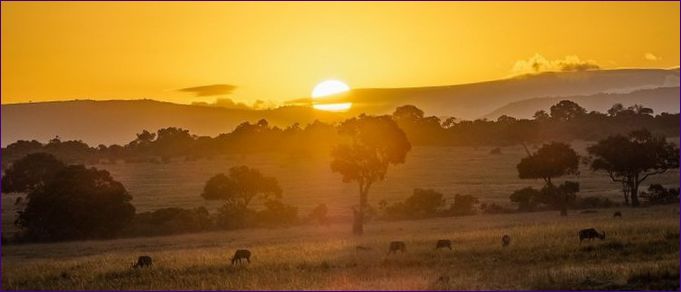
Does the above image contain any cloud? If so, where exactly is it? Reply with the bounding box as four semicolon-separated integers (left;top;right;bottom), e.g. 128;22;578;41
644;52;660;61
191;98;276;110
512;54;600;75
179;84;236;97
191;98;250;110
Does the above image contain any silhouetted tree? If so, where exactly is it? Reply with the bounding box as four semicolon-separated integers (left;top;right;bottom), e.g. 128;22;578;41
393;105;425;122
640;184;679;205
517;142;579;216
16;165;135;241
447;194;479;216
509;187;541;211
550;100;587;121
330;115;411;235
1;153;65;194
307;203;329;225
201;166;282;210
587;129;679;207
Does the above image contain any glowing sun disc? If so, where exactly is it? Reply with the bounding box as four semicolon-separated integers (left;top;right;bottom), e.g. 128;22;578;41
311;80;350;98
311;79;352;112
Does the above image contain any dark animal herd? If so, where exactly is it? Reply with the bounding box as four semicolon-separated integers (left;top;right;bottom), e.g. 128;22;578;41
130;223;612;269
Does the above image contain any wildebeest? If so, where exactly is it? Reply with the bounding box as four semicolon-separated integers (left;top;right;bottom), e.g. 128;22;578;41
355;245;372;251
387;241;406;254
231;249;251;265
613;211;622;218
435;239;452;250
579;228;605;244
132;255;152;268
501;235;511;247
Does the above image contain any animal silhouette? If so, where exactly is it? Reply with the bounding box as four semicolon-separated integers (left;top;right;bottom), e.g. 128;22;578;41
502;235;511;247
387;241;406;255
132;256;152;269
613;211;622;218
579;228;605;244
435;239;452;250
231;249;252;265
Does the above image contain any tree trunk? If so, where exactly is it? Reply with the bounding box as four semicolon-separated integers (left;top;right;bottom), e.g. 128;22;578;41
353;187;369;236
560;191;568;216
621;181;630;206
630;178;640;207
352;208;363;235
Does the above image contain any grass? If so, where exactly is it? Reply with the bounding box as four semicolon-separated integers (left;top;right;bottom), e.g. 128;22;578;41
2;205;678;290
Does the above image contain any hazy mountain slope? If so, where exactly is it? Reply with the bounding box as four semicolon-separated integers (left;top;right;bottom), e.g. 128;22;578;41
484;87;681;120
3;68;679;146
1;100;346;146
319;68;679;118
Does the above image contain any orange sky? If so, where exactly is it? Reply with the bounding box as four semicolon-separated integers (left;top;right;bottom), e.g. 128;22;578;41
1;2;679;105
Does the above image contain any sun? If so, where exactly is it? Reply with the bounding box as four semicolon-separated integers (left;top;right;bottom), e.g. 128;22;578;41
311;80;352;111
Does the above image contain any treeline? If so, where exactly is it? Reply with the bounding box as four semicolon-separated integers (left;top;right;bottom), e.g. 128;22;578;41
1;153;330;242
2;101;678;168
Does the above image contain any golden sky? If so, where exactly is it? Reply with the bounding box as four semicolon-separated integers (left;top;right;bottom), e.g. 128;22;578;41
1;2;679;105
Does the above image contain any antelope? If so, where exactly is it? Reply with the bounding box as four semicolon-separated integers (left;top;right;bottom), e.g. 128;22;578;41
231;249;251;265
435;239;452;250
501;235;511;247
387;241;406;255
132;256;152;269
579;228;605;244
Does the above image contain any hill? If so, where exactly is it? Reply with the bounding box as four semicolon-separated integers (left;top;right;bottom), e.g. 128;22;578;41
309;68;679;118
484;87;680;120
3;68;679;146
0;100;346;146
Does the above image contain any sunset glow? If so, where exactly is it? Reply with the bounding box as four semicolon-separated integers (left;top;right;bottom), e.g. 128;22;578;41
311;80;352;111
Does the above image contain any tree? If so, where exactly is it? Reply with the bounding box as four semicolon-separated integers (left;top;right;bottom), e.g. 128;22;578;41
16;165;135;241
447;194;479;216
201;165;282;210
517;142;579;216
550;100;586;121
1;153;65;194
330;115;411;235
533;110;550;121
587;129;679;207
509;187;541;211
392;105;424;122
403;188;445;217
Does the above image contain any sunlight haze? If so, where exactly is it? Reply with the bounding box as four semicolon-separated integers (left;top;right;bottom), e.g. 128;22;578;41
1;2;679;105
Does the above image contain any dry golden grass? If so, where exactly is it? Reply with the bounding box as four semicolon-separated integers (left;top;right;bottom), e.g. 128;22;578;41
2;205;678;290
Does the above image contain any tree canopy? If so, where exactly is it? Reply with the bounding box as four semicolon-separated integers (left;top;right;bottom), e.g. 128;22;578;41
201;165;282;210
330;114;411;235
587;129;679;207
16;164;135;241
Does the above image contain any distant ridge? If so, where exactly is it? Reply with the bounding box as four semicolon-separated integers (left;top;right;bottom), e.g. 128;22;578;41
3;68;679;146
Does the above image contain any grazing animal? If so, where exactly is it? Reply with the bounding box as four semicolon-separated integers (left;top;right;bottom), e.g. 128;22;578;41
579;228;605;244
502;235;511;247
231;249;252;265
355;245;372;251
132;256;152;269
387;241;407;255
435;239;452;250
613;211;622;218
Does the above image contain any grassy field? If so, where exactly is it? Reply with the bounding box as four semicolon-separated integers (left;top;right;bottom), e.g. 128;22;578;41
5;142;676;218
2;205;679;290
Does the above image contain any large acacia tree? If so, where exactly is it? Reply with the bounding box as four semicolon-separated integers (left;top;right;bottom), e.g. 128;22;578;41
516;142;579;216
331;115;411;235
587;129;679;207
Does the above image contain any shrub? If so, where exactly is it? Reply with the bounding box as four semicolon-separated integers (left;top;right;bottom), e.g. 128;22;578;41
640;184;679;205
